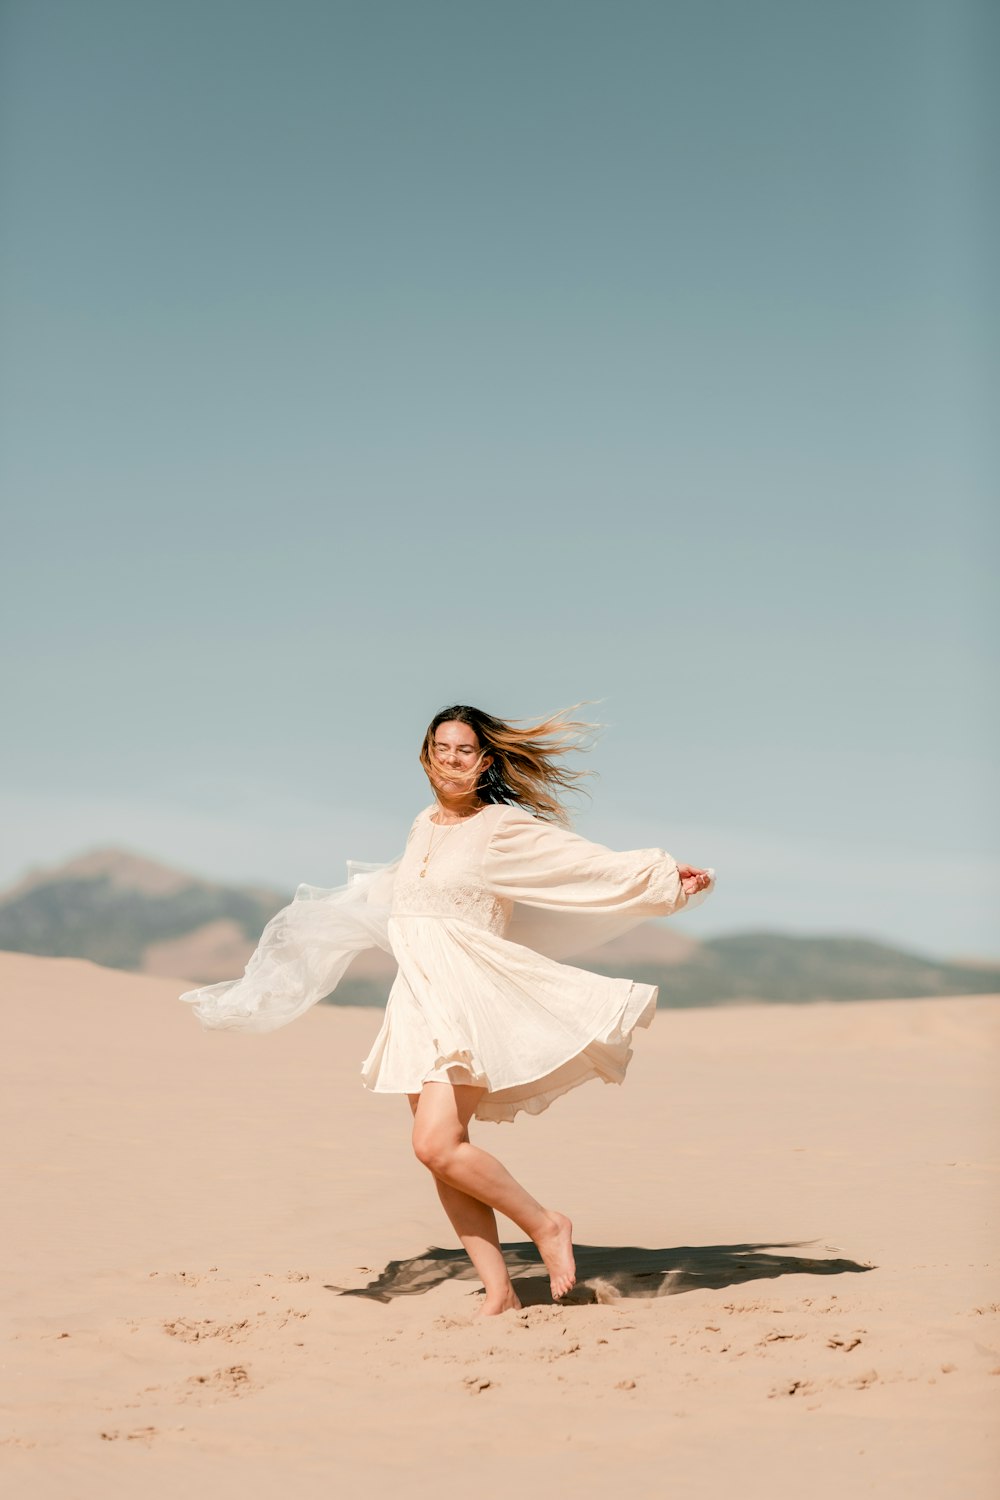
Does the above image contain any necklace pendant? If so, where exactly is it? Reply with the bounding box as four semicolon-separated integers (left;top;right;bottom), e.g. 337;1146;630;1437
419;869;426;878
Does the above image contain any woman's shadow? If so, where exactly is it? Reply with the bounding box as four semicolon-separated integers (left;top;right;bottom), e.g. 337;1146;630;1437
326;1240;873;1306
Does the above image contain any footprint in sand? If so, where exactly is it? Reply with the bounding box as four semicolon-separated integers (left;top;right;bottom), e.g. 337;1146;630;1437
547;1341;582;1360
181;1365;254;1402
163;1317;252;1343
769;1377;819;1399
163;1309;308;1343
770;1368;879;1400
827;1335;863;1352
516;1307;568;1328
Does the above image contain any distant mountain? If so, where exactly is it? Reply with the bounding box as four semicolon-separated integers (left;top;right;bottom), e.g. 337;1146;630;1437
1;847;997;1008
0;848;285;979
583;931;1000;1007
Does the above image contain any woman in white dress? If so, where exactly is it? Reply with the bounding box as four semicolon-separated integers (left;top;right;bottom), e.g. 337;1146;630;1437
181;705;714;1315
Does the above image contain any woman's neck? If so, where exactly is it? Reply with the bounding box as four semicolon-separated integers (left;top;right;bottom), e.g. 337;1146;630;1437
431;792;484;823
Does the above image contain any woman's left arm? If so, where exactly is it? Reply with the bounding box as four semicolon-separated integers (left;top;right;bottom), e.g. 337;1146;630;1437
482;806;711;918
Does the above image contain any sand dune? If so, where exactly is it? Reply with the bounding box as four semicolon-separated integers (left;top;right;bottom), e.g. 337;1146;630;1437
3;951;998;1497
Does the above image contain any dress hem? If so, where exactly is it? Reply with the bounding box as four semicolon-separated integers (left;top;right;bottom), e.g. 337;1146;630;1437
361;981;658;1123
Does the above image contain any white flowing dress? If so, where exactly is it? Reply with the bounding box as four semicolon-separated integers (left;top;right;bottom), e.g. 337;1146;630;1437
180;802;715;1124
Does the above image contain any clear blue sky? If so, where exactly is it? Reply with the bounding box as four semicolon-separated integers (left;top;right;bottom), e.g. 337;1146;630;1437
1;0;996;957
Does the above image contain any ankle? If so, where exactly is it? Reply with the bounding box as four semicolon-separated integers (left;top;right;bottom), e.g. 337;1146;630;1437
479;1284;521;1315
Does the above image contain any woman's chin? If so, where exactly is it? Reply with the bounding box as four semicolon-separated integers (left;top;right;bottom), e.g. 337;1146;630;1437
433;783;479;805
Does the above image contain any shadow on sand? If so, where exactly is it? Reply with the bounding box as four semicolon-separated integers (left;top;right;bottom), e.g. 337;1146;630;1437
325;1240;874;1306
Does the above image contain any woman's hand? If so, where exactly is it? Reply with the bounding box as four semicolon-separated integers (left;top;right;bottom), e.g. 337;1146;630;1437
678;864;712;896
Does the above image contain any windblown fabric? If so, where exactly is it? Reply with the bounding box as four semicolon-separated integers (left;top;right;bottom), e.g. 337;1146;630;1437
180;802;715;1122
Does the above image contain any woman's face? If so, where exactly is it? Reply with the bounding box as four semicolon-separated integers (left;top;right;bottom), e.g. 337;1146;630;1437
428;720;493;797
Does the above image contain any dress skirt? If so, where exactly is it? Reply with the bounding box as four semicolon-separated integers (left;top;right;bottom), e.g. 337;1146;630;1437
359;914;658;1124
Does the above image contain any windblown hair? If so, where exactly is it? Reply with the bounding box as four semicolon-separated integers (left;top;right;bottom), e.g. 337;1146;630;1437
419;704;600;826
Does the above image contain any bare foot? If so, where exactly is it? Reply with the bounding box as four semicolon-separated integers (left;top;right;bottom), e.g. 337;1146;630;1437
477;1286;523;1317
535;1210;575;1300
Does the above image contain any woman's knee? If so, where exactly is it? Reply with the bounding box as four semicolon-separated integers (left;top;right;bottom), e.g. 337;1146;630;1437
411;1123;459;1174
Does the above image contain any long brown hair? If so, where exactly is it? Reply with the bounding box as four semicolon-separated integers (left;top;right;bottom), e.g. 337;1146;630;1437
419;704;600;826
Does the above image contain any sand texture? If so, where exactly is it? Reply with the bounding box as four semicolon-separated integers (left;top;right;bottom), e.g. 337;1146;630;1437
3;952;998;1498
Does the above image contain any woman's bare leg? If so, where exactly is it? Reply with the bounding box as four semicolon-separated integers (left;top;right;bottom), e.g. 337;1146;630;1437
408;1082;575;1301
435;1178;524;1315
407;1094;519;1313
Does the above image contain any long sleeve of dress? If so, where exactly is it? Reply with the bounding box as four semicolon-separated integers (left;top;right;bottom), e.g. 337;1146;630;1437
481;806;709;962
483;806;689;916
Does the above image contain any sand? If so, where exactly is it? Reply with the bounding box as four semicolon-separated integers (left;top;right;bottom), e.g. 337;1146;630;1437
3;950;998;1498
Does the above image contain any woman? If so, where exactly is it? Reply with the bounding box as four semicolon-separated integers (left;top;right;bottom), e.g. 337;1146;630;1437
181;705;714;1315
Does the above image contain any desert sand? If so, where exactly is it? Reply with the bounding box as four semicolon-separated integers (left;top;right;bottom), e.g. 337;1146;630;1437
3;950;998;1498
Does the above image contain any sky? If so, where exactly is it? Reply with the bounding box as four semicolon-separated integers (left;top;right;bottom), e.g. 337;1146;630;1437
1;0;996;958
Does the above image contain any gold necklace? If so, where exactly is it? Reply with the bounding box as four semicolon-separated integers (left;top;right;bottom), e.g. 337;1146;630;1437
419;805;482;878
420;819;459;878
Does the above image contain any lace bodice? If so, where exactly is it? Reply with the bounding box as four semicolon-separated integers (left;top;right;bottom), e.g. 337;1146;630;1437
391;877;513;935
390;806;513;935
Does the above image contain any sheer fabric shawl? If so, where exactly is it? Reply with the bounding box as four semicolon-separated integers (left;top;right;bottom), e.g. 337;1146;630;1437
179;862;400;1034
